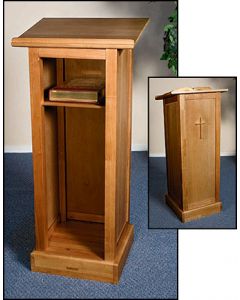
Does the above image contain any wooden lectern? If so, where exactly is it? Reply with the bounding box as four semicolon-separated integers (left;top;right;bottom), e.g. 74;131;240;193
12;18;148;283
155;88;228;222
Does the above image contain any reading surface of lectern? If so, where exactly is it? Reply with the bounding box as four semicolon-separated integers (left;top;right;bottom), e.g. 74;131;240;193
12;18;148;283
156;88;227;222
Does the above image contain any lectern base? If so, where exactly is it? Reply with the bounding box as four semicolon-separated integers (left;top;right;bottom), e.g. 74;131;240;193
166;194;222;223
31;224;134;284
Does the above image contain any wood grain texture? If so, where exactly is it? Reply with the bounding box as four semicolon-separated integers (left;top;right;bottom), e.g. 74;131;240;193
65;58;105;81
12;37;135;49
63;57;105;222
43;101;104;109
67;212;104;223
12;18;149;49
31;251;113;283
105;49;118;261
125;50;133;222
182;94;216;210
47;221;104;260
113;223;134;283
156;88;228;100
65;108;105;217
179;95;187;211
39;48;106;60
116;49;133;242
31;221;134;283
161;91;224;222
57;107;66;223
28;48;48;249
166;194;222;223
44;107;59;228
163;96;183;209
18;18;138;280
43;58;56;89
56;59;67;223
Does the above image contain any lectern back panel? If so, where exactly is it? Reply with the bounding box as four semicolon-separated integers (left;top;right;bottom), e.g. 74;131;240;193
66;107;105;222
65;59;105;81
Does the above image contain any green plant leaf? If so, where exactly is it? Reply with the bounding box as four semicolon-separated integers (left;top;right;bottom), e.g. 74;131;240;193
160;52;169;60
160;4;178;74
164;24;174;31
169;9;177;22
169;34;174;42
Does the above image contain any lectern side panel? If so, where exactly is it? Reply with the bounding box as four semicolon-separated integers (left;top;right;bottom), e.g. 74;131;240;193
116;49;132;243
183;95;216;210
65;108;105;219
164;97;183;208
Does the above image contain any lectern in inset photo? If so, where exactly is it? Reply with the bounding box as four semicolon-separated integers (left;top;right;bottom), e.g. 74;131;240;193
11;17;148;283
148;77;236;228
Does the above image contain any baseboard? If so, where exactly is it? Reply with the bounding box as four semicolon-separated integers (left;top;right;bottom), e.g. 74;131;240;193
149;151;236;157
220;151;236;156
4;144;148;153
4;145;235;156
131;144;148;151
149;153;166;157
4;145;32;153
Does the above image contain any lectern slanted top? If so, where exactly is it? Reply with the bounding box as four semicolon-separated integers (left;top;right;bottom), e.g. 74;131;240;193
12;18;148;283
156;88;227;222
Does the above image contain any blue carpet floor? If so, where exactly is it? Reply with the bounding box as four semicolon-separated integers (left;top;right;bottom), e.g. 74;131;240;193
149;156;236;229
4;152;177;299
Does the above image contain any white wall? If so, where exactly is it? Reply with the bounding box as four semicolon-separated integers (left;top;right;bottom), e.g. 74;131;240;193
4;1;175;152
149;77;236;156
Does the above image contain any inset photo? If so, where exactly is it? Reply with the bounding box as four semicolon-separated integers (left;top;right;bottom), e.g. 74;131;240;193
148;77;236;229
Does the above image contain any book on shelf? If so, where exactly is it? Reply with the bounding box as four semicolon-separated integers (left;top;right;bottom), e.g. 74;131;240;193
49;78;105;105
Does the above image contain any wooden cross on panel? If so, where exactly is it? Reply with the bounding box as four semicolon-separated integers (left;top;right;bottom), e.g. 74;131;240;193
195;117;206;139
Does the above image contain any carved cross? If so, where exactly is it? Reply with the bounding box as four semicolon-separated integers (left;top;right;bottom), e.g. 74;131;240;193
195;117;206;139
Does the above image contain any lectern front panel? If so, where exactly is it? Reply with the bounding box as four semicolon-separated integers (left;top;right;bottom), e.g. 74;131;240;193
183;95;216;210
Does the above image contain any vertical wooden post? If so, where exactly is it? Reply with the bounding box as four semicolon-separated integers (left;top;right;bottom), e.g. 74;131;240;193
163;100;170;199
28;48;48;250
56;58;66;222
105;49;118;261
179;95;187;211
125;49;133;222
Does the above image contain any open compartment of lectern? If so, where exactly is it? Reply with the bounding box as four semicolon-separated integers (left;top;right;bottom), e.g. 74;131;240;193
42;58;105;260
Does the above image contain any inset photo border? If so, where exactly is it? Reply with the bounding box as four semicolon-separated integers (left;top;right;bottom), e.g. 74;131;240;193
148;77;237;229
